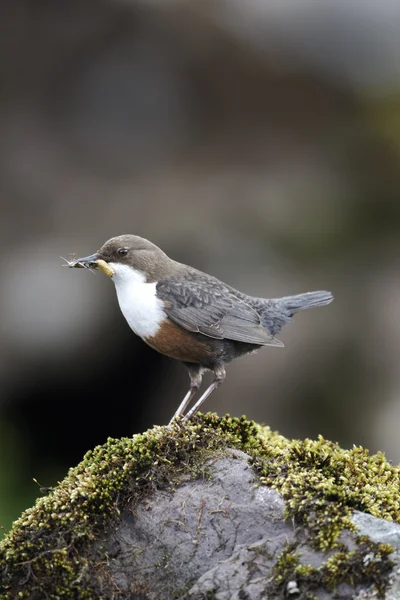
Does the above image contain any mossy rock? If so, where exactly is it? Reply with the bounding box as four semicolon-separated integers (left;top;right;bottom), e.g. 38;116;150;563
0;414;399;599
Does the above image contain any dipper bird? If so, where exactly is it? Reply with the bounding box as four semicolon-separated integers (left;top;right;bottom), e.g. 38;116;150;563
67;235;333;422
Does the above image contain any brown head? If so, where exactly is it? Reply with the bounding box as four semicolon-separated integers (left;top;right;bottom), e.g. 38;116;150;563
71;234;178;281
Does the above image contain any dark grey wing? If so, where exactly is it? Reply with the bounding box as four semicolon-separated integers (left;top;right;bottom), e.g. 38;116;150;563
156;276;283;347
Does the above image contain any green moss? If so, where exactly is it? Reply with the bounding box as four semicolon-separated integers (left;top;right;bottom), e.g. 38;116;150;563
321;536;394;595
0;414;399;599
269;537;393;599
252;433;400;549
0;416;262;599
269;543;301;584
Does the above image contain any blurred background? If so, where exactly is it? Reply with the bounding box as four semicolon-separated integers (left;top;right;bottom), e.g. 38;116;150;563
1;0;400;533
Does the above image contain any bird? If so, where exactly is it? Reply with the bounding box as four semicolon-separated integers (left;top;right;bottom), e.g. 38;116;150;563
67;234;333;422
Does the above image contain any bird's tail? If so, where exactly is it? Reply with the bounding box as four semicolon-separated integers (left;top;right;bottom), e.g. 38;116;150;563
275;291;334;314
259;291;333;336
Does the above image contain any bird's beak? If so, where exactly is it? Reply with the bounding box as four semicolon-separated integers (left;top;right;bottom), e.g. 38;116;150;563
69;253;99;268
67;253;115;277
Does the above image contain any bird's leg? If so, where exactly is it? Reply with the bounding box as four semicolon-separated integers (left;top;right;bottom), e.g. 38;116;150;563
184;365;226;420
169;365;204;424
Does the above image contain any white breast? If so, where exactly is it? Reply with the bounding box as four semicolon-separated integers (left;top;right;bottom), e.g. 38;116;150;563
109;263;166;339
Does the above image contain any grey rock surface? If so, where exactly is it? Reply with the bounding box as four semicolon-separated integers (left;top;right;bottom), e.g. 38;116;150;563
106;449;295;598
352;511;400;548
102;450;400;599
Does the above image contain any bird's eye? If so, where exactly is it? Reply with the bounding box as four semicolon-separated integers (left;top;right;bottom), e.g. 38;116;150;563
118;248;128;256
